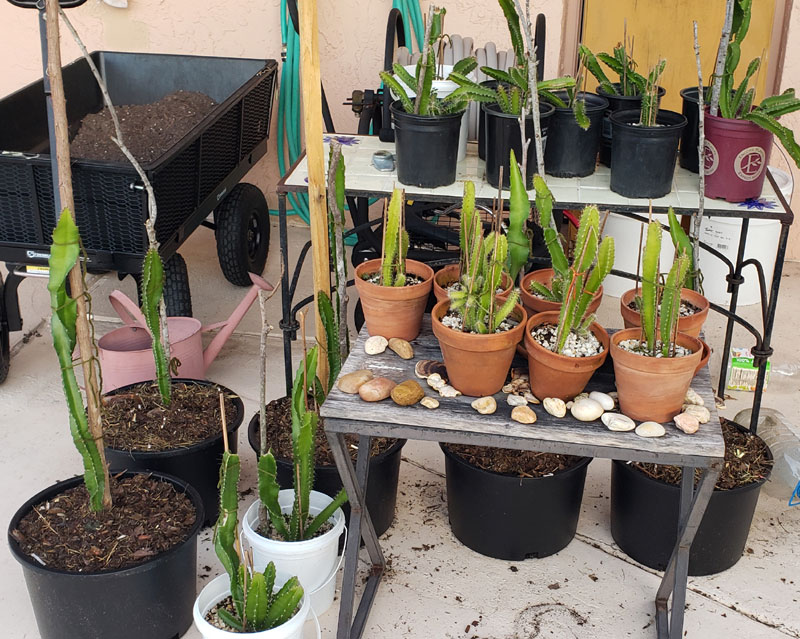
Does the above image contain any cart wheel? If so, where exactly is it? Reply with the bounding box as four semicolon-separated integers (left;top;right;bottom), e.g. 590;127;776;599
0;274;10;384
134;254;193;317
215;183;270;286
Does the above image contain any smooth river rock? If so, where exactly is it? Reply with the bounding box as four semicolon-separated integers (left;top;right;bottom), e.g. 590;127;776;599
358;377;396;402
636;421;666;438
337;369;373;394
471;396;497;414
391;380;425;406
589;391;615;411
511;406;537;424
601;412;636;432
570;398;605;422
364;335;388;355
674;412;700;434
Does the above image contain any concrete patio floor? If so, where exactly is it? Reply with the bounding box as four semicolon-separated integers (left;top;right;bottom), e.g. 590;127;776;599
1;216;799;638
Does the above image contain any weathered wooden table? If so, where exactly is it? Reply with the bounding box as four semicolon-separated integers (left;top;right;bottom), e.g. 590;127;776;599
321;317;725;639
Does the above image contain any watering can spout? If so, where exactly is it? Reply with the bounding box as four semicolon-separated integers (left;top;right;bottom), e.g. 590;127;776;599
202;273;274;371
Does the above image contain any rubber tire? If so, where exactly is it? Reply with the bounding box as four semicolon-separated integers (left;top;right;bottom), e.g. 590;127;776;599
0;273;9;384
215;183;270;286
163;253;192;317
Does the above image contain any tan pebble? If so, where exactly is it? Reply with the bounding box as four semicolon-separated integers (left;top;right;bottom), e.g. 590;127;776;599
524;392;540;404
502;383;515;394
543;397;567;418
565;401;574;409
571;398;605;422
358;377;396;402
507;394;527;407
589;391;615;411
471;396;497;414
674;412;700;434
391;380;425;406
510;378;530;393
636;421;666;438
574;392;590;402
388;337;414;359
415;359;447;379
511;405;537;424
608;391;619;401
511;368;528;380
684;388;705;407
682;404;710;424
420;396;439;409
364;335;388;355
337;369;374;394
438;385;462;398
601;413;636;432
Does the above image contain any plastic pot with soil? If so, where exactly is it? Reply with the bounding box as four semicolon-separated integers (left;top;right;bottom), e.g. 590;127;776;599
619;287;709;338
8;471;204;639
483;101;555;189
247;398;405;537
610;419;773;575
441;444;591;560
102;379;244;526
431;299;527;397
390;100;465;188
433;262;514;305
596;83;666;166
544;92;608;178
678;86;710;173
522;311;610;401
609;109;687;198
519;268;603;319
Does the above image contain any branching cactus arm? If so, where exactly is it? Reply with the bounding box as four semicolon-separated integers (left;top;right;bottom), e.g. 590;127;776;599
215;450;244;615
667;208;696;290
141;249;170;405
507;150;532;281
381;189;403;286
533;176;568;283
660;255;690;357
641;222;662;354
264;577;304;630
257;453;290;540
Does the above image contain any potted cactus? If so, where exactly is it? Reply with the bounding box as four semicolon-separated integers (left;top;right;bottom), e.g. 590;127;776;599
431;180;527;397
193;447;310;638
610;221;703;423
521;178;614;401
353;188;434;341
608;59;687;198
380;5;473;187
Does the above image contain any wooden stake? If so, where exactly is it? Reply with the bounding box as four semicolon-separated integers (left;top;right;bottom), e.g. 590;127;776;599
220;392;229;453
298;0;330;388
45;0;111;509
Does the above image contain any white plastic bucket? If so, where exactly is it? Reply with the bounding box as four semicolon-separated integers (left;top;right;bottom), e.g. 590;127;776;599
601;213;675;297
241;490;345;616
193;573;316;639
699;166;790;306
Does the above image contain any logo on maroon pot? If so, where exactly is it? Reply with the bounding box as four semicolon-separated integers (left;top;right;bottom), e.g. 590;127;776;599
734;146;766;181
703;140;719;175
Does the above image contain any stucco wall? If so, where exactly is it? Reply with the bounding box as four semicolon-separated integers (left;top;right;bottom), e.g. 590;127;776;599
778;6;800;260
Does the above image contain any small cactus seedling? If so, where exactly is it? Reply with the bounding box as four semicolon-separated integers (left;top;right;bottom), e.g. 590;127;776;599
532;177;614;353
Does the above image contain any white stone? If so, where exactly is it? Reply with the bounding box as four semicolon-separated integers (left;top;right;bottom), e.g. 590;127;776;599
438;385;461;398
507;394;527;407
589;391;615;411
684;388;705;406
682;404;711;424
574;392;590;402
471;396;497;414
543;397;567;418
636;421;666;438
420;396;440;409
511;405;537;424
601;413;636;432
674;412;700;434
364;335;388;355
426;374;446;390
570;398;605;422
523;392;540;404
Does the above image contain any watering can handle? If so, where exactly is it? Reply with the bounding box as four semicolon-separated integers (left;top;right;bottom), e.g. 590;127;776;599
109;290;148;329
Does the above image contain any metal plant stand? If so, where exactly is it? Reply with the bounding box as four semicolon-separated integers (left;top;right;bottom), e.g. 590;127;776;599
319;318;724;639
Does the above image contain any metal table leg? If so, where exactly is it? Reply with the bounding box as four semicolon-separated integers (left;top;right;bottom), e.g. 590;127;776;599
655;463;721;639
326;431;385;639
277;193;294;395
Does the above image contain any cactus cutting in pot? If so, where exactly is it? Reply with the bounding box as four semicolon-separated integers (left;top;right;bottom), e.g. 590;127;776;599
522;177;614;401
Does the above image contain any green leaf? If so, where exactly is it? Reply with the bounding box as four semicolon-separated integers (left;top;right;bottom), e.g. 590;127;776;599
452;56;478;76
380;71;414;114
539;89;567;108
743;110;800;167
257;452;291;539
317;291;340;393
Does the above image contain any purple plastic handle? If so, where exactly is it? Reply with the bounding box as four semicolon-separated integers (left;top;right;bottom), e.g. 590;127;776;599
6;0;87;8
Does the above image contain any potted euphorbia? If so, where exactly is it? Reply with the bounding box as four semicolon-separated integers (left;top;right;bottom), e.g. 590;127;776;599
522;178;614;401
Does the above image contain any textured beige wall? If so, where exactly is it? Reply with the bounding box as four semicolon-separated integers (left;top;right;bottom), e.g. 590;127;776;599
778;6;800;260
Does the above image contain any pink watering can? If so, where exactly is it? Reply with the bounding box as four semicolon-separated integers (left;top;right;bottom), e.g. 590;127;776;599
98;273;273;392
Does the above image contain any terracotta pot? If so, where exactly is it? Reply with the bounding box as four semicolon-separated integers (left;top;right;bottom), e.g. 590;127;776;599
520;268;603;318
695;339;711;377
619;287;709;338
433;263;514;304
609;328;703;423
431;299;527;397
522;311;610;401
354;259;434;340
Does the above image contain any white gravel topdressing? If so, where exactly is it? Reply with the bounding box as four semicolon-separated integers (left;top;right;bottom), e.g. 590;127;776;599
617;338;693;358
531;323;603;357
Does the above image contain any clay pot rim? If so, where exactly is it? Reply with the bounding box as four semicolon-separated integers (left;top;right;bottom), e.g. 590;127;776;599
609;327;703;373
703;109;768;130
431;299;527;351
523;310;610;366
620;286;710;314
522;269;604;302
354;258;434;295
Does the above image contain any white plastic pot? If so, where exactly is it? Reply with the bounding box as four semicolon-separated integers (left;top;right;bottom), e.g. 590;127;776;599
193;574;315;639
242;490;345;615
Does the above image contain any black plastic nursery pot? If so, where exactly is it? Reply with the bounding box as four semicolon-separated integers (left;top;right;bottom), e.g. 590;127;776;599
478;80;499;160
596;83;666;166
678;86;707;173
441;444;591;560
390;100;464;188
609;109;687;199
104;379;244;526
484;101;555;189
8;471;204;639
248;413;406;537
543;91;607;178
610;433;772;576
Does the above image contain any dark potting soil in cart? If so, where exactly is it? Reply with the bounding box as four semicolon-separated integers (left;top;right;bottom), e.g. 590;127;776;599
70;90;216;164
10;474;196;572
445;444;584;478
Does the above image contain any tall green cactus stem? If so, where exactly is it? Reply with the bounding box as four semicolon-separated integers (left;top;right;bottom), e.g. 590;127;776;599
48;210;108;512
531;175;568;302
667;207;697;291
507;150;532;281
660;255;690;357
640;222;662;354
380;189;409;287
327;142;349;364
140;248;170;405
459;181;477;276
214;450;304;632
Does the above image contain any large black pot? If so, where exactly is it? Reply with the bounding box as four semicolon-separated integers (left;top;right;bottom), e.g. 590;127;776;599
478;80;499;160
678;86;710;173
483;101;555;189
248;413;405;537
8;471;203;639
610;431;772;575
390;100;464;188
104;379;244;526
441;444;591;560
609;109;687;198
596;83;666;166
543;91;608;178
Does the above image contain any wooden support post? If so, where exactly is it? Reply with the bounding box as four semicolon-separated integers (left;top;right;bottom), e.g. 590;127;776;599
45;0;111;508
298;0;331;387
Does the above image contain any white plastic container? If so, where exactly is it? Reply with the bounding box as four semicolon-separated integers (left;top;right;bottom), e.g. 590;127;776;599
193;573;314;639
242;490;345;615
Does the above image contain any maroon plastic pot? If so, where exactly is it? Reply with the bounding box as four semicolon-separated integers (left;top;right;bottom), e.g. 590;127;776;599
704;112;773;202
